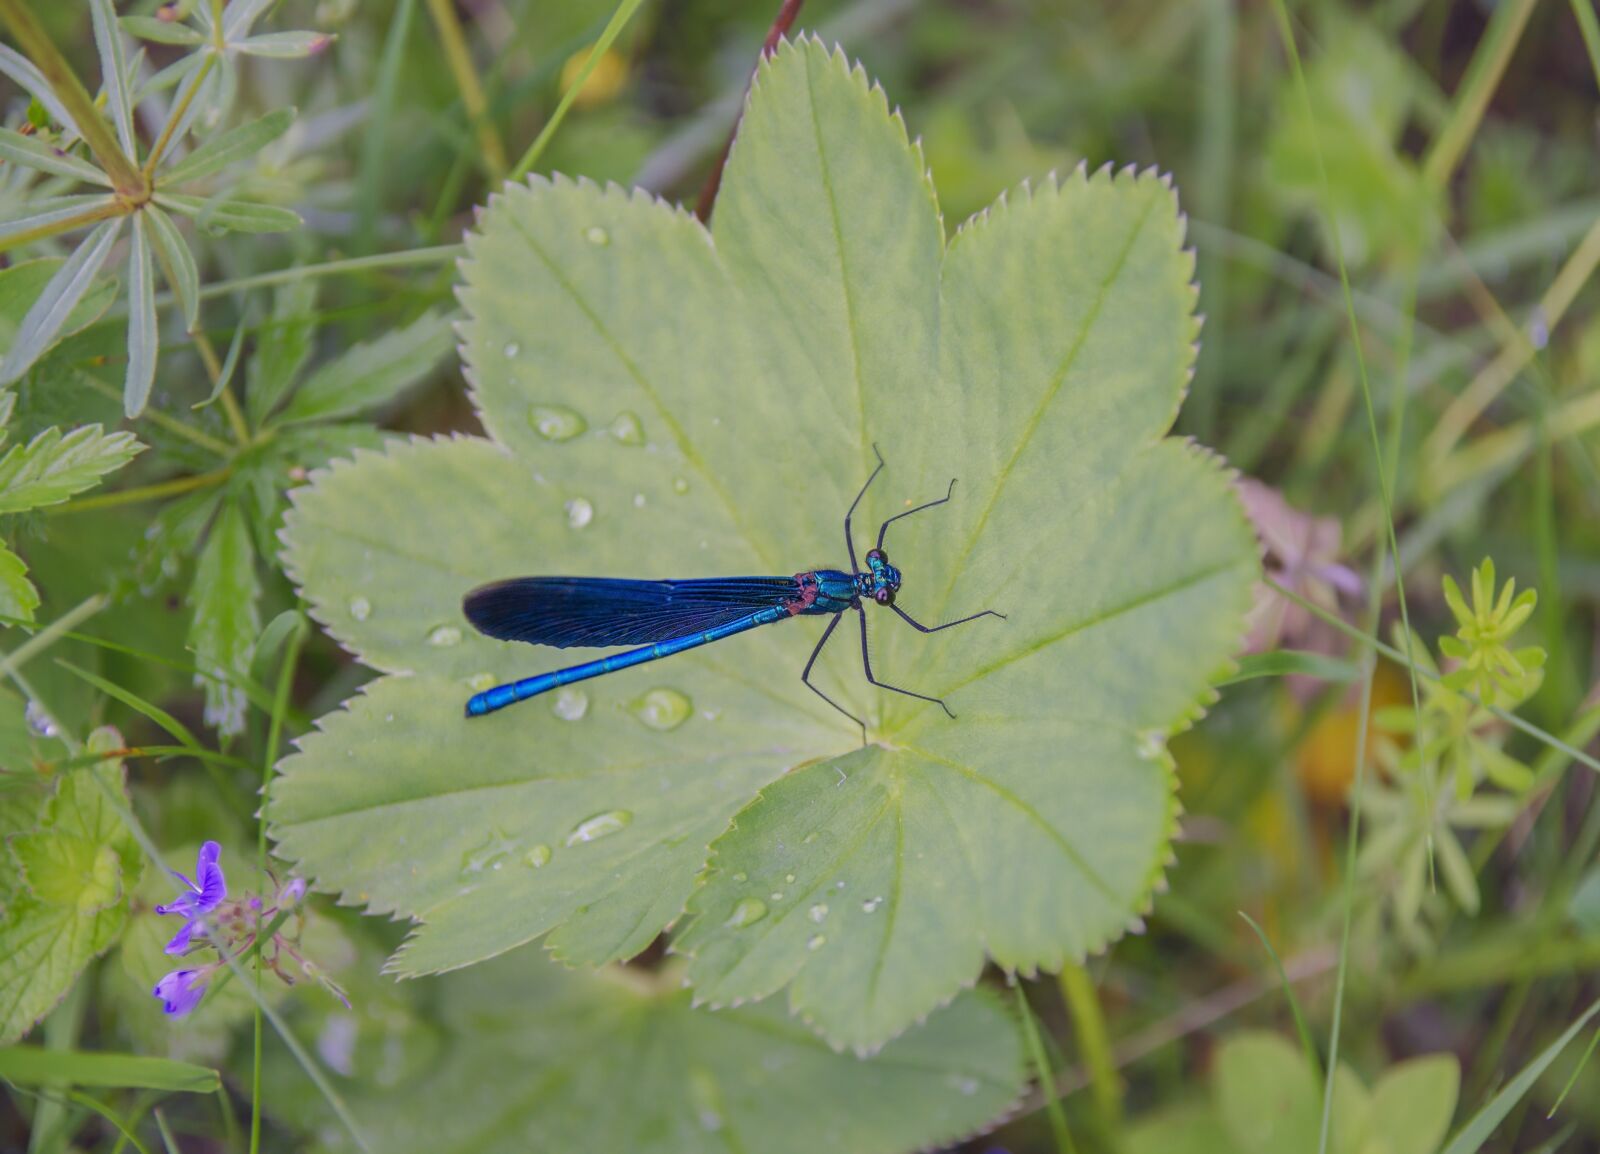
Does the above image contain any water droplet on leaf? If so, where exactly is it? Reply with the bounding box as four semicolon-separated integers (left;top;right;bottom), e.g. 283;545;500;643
503;341;520;358
525;844;552;868
24;701;57;739
467;672;496;692
529;405;586;442
428;625;462;647
630;687;691;731
724;897;768;927
565;809;632;845
861;896;883;913
806;933;826;951
808;903;828;923
551;688;588;721
672;476;689;495
608;410;644;445
584;226;609;246
461;829;514;874
565;497;594;529
349;595;371;621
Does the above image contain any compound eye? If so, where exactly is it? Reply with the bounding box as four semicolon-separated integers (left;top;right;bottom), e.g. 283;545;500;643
874;588;893;605
866;548;887;564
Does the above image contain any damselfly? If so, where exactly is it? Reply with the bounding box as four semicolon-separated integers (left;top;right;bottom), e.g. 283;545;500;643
462;447;1004;738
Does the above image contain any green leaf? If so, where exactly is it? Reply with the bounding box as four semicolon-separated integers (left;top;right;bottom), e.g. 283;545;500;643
187;501;261;736
1370;1054;1459;1154
0;128;111;186
0;542;38;625
119;15;207;46
235;31;333;58
1212;1033;1320;1154
143;204;199;334
0;424;143;515
159;107;294;187
0;194;118;245
0;44;82;138
154;193;302;234
313;949;1025;1154
271;39;1254;1051
0;257;118;360
0;217;123;386
0;735;138;1045
246;279;318;424
274;309;455;425
90;0;138;159
0;1045;219;1092
124;212;159;418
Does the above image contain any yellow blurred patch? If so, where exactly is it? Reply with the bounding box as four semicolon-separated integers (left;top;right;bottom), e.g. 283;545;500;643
1294;660;1410;807
560;48;628;109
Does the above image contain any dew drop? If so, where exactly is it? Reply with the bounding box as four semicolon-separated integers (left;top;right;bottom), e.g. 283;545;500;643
503;341;520;358
525;844;552;869
460;829;514;874
633;492;646;508
806;933;827;951
802;831;818;844
861;896;883;913
565;809;632;845
629;687;692;731
731;871;748;883
1137;729;1166;761
672;476;690;495
24;701;58;739
808;902;828;924
348;595;371;622
584;225;610;246
428;625;462;647
784;873;795;884
467;671;496;692
769;892;784;902
529;405;586;442
565;497;594;529
946;1074;980;1096
725;897;768;928
608;410;644;445
551;688;589;721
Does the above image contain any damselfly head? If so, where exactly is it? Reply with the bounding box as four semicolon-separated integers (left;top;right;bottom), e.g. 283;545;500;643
863;549;901;605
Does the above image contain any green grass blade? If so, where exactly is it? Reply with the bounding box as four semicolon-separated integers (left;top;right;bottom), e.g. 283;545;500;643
1014;983;1078;1154
54;659;201;751
1216;649;1361;686
1439;996;1600;1154
0;1046;218;1093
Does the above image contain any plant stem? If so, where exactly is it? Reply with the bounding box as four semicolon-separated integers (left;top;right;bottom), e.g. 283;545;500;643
695;0;806;222
50;468;231;516
1014;983;1079;1154
1421;0;1538;190
195;246;463;300
143;51;217;177
0;200;126;256
0;594;107;681
423;0;506;178
1057;964;1121;1131
0;0;146;195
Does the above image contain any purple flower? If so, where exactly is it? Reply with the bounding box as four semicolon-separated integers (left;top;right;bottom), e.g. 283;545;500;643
152;968;208;1016
154;840;226;955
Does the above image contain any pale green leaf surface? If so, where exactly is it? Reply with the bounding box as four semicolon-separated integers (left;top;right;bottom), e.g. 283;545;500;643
270;39;1254;1049
0;746;138;1045
0;44;82;138
154;193;302;234
90;0;138;159
1370;1054;1459;1154
187;501;260;735
0;424;143;515
236;32;333;58
124;213;159;417
1213;1032;1320;1154
305;950;1025;1154
0;194;118;244
119;15;207;46
0;217;122;386
0;128;110;186
0;542;38;625
159;107;294;188
144;203;199;333
275;309;454;425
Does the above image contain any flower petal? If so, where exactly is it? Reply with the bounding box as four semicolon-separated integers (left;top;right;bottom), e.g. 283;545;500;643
152;968;208;1015
194;840;227;910
163;918;197;955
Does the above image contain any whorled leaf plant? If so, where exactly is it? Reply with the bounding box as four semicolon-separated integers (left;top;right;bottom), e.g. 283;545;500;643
270;37;1258;1052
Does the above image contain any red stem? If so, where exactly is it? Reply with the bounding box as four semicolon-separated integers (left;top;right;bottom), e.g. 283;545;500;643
693;0;806;223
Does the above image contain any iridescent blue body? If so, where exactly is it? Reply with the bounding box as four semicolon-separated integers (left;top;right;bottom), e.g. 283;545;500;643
462;449;1000;737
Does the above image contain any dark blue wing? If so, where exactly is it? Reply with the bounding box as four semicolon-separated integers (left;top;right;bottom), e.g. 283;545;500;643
463;576;801;648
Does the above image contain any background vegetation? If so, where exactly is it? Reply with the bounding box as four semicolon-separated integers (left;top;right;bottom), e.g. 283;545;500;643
1;0;1598;1151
